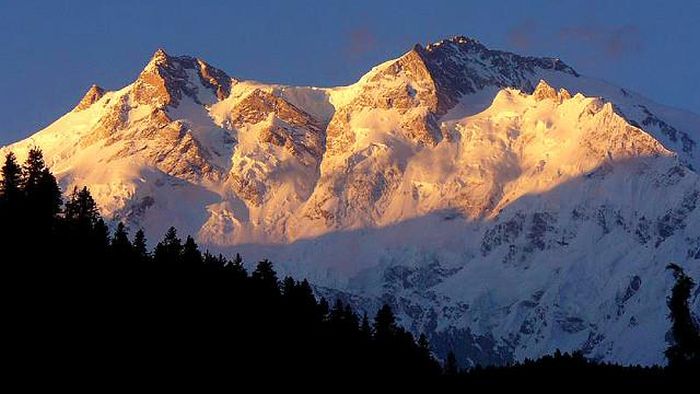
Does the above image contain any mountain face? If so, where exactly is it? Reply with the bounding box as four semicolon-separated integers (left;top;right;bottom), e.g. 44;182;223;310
3;36;699;366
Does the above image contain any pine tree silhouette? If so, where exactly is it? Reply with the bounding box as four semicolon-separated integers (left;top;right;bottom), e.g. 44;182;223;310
64;186;101;226
251;259;279;295
665;263;700;370
153;227;183;265
1;152;22;205
182;235;202;266
227;253;247;280
132;229;149;263
110;222;133;263
444;351;459;376
374;304;397;340
360;312;372;339
1;152;23;240
3;147;683;385
21;148;61;232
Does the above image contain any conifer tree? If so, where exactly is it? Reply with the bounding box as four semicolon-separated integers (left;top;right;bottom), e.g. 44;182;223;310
21;148;61;231
318;297;330;321
0;152;22;212
22;147;47;192
374;304;397;340
444;351;459;376
665;263;700;369
251;259;279;295
132;229;149;262
282;276;296;297
92;218;111;255
111;223;133;262
181;235;202;266
153;227;183;265
330;298;345;325
227;253;247;280
360;312;372;339
64;186;101;227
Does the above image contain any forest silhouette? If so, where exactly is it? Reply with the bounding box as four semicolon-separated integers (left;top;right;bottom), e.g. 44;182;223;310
1;148;697;387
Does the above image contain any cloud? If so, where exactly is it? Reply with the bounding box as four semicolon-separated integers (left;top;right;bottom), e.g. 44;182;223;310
346;26;377;58
507;20;538;50
558;24;642;59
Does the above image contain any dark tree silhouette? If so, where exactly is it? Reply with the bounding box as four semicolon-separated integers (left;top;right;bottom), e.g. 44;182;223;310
110;222;133;262
444;351;459;376
132;229;149;262
1;152;22;203
665;263;700;370
374;304;397;340
153;226;183;265
182;235;202;265
21;148;61;232
251;259;279;295
3;146;691;386
64;186;101;226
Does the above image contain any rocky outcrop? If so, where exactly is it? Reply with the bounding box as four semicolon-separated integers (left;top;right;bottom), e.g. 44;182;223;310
132;48;232;108
75;84;105;111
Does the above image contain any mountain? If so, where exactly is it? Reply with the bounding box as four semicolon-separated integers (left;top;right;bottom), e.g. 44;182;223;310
3;36;699;366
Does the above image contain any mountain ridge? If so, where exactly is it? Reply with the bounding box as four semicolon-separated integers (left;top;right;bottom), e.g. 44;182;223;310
2;36;699;366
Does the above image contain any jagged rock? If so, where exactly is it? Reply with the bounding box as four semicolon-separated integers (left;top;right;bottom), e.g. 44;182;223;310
75;84;105;111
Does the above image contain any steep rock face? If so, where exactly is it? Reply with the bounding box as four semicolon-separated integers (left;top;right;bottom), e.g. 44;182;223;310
132;48;231;108
224;89;324;209
415;36;578;112
75;84;105;111
2;37;699;366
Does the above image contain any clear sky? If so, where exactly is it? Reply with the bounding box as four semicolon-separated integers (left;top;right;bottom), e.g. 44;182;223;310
1;0;698;145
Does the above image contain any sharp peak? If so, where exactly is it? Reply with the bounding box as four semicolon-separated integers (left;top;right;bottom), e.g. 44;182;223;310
144;47;202;69
411;35;485;53
405;35;578;77
74;84;106;111
86;83;104;93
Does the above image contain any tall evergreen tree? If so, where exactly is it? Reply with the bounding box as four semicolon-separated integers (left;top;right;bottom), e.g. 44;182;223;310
64;186;101;227
0;152;22;212
227;253;247;280
665;263;700;369
22;147;47;192
318;297;330;321
153;227;183;265
181;235;202;266
444;351;459;376
282;276;296;297
111;223;133;262
251;259;279;295
374;304;397;340
132;229;149;262
360;313;372;339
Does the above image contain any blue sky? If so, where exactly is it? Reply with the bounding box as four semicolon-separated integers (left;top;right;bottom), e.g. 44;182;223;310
0;0;698;144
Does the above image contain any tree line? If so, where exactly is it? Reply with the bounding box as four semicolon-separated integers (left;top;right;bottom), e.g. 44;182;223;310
1;148;698;387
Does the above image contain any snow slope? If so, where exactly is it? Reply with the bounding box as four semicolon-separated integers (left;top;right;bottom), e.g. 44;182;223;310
2;36;699;366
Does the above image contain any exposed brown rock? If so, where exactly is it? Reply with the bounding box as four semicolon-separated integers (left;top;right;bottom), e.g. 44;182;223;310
532;80;558;101
75;84;105;111
132;48;232;108
231;89;325;160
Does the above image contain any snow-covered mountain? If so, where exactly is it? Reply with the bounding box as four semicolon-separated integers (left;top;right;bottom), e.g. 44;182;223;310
3;36;699;366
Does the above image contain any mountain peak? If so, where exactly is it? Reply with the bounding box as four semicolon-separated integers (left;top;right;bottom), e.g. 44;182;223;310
423;35;485;52
532;80;558;101
133;49;232;107
148;48;170;67
74;84;105;111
